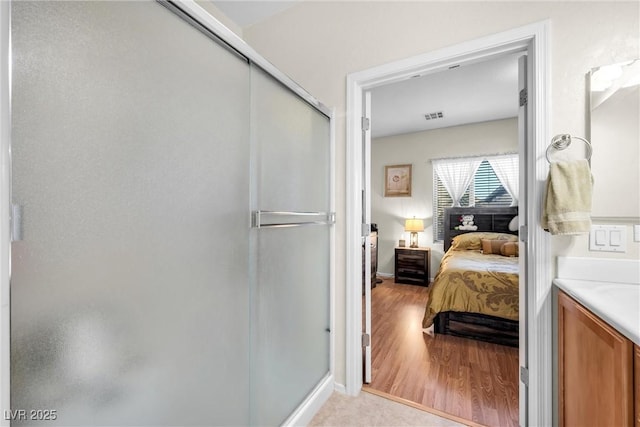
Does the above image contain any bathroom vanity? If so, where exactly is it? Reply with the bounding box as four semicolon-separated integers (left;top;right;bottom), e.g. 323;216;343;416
554;257;640;427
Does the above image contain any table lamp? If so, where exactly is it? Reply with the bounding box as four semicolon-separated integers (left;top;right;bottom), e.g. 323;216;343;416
404;217;424;248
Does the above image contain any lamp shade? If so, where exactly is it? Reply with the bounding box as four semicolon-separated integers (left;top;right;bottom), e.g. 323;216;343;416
404;218;424;232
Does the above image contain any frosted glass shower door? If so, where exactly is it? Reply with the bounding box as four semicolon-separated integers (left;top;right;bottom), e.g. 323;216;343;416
250;66;332;426
11;2;251;425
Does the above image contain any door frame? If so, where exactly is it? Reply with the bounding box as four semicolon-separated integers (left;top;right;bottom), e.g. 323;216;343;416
1;0;10;422
345;21;552;426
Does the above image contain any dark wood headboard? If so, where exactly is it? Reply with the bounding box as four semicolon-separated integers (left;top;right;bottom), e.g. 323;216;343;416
444;206;519;252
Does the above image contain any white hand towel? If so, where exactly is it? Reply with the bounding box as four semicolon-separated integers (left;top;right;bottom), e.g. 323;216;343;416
542;159;593;235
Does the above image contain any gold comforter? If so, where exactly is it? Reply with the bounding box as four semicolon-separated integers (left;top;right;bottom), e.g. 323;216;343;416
422;249;519;328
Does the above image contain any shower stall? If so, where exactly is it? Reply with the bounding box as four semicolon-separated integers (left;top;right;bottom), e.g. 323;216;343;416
4;1;333;425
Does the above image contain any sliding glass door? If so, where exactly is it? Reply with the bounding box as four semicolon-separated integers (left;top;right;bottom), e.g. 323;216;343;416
11;2;251;425
9;1;332;426
250;66;332;426
10;1;334;426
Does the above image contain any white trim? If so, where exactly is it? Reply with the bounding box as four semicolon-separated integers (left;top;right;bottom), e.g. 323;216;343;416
363;91;372;383
346;21;551;426
526;21;552;427
345;69;364;395
429;151;519;163
0;0;10;424
281;373;334;427
329;107;336;383
333;382;346;394
517;52;528;424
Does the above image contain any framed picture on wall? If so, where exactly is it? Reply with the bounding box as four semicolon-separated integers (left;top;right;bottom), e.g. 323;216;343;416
384;164;412;197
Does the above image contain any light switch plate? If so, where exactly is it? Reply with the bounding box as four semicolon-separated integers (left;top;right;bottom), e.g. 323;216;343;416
589;225;627;252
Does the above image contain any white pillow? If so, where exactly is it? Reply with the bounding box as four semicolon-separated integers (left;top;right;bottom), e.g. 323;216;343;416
508;215;519;232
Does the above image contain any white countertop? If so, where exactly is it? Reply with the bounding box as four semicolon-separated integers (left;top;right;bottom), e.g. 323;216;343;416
554;278;640;346
554;256;640;346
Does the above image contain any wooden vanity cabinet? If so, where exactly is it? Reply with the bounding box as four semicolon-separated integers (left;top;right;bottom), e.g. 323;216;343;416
558;290;634;427
636;344;640;427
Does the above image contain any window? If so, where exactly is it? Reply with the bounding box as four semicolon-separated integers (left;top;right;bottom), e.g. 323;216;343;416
433;156;517;242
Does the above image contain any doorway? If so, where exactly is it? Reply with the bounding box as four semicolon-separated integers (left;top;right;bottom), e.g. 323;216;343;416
346;22;553;426
365;51;523;426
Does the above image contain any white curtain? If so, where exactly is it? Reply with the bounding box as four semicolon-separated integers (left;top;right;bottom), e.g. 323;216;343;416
433;158;482;207
488;154;519;206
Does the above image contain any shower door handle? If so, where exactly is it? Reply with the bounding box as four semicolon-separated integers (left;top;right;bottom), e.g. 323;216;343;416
11;204;23;241
251;210;335;228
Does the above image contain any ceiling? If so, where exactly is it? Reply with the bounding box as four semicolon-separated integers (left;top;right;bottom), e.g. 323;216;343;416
210;1;521;139
212;1;298;28
371;53;521;138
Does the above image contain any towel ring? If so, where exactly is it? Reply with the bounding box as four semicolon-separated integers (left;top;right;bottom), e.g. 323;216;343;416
545;134;592;165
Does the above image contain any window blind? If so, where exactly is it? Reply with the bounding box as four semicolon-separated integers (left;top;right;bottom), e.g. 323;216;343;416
433;156;517;241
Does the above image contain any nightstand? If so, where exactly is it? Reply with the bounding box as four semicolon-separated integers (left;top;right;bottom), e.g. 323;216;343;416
394;247;430;286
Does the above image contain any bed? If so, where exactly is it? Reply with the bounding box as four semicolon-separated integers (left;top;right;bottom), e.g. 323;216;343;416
422;206;520;347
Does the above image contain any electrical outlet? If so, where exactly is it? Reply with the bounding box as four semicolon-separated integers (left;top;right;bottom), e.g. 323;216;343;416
634;224;640;242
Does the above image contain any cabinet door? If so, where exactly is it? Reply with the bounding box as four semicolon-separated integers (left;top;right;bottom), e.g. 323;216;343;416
558;291;633;427
635;345;640;427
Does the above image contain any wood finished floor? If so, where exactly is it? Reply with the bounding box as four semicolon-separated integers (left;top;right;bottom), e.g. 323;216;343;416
368;278;519;427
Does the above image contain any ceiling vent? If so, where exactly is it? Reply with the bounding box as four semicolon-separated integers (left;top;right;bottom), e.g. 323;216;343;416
424;112;444;121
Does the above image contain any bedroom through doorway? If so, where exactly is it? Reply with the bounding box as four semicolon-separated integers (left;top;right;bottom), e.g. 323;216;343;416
361;51;524;427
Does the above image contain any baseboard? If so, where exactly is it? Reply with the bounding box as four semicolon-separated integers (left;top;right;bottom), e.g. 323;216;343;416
282;373;334;427
333;382;346;394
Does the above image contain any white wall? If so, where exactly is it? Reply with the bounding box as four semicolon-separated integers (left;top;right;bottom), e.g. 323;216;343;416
372;118;517;276
243;1;640;387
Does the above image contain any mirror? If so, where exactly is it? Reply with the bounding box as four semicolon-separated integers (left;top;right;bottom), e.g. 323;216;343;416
589;59;640;218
